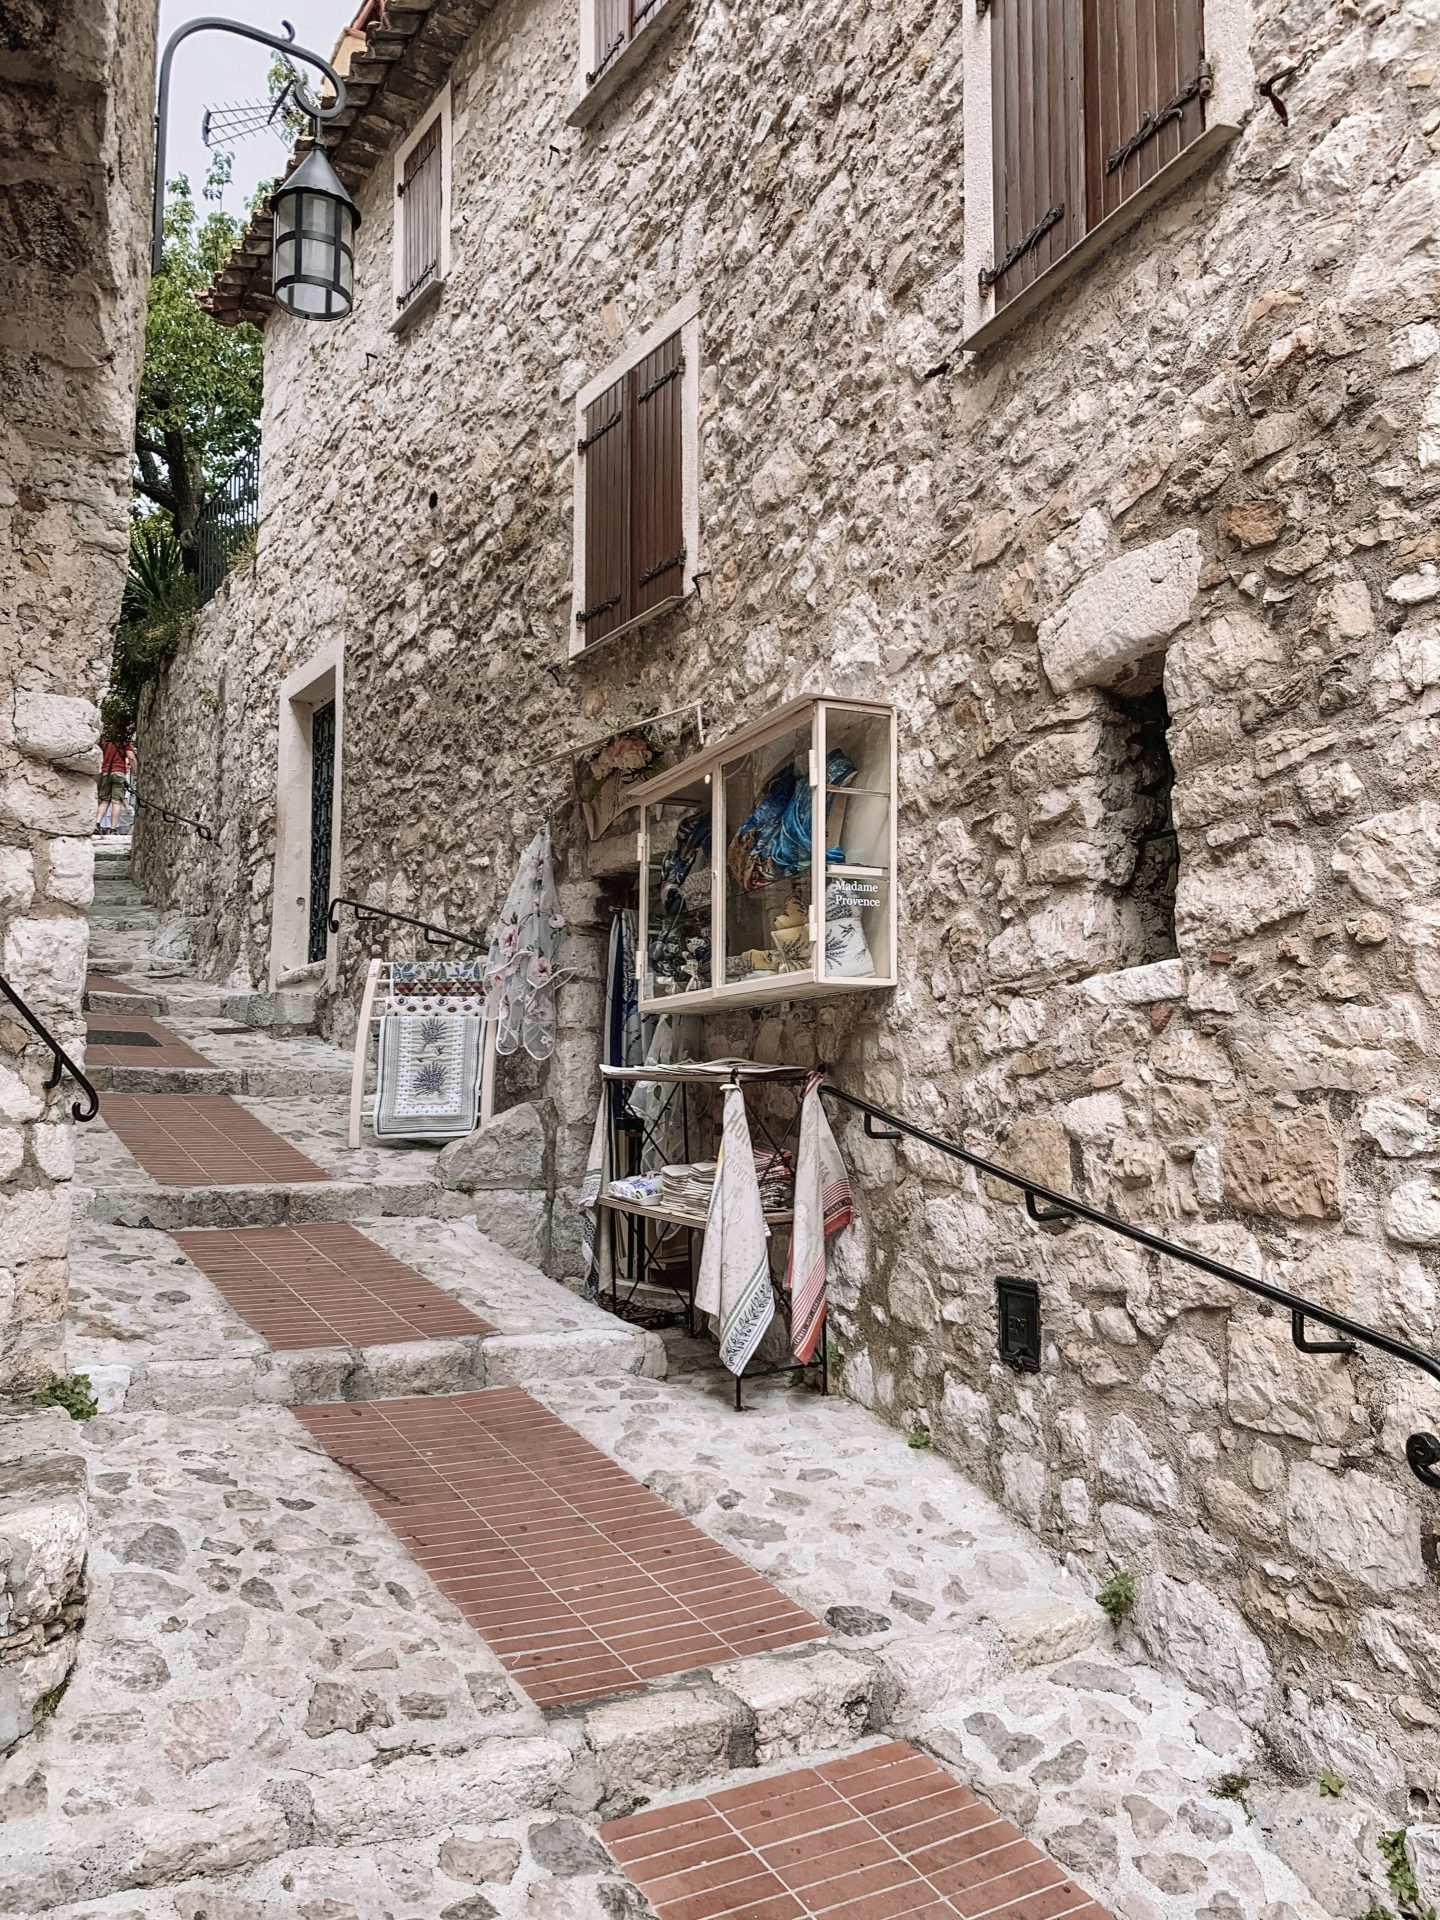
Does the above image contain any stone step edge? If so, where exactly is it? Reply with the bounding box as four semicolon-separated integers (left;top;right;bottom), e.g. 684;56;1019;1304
84;990;167;1016
87;1066;353;1096
0;1733;577;1913
78;1182;464;1230
78;1325;668;1413
564;1603;1107;1816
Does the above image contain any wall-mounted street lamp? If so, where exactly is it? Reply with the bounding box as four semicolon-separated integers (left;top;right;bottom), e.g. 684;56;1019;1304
153;16;362;321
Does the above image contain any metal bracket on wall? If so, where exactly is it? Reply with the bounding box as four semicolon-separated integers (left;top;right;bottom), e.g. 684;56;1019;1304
1291;1309;1356;1357
1025;1189;1075;1230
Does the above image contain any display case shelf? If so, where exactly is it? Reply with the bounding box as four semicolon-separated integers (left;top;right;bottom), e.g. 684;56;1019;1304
637;695;897;1015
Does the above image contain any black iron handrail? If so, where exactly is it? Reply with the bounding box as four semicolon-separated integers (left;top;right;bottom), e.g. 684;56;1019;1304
0;975;99;1122
818;1085;1440;1491
133;794;215;843
327;897;486;953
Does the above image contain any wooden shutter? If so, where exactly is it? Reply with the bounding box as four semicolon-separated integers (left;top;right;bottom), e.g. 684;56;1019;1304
399;119;442;309
579;372;630;647
985;0;1208;313
630;331;685;622
589;0;631;84
1084;0;1208;228
987;0;1085;313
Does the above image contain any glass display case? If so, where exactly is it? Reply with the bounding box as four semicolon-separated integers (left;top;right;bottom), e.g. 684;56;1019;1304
638;695;897;1013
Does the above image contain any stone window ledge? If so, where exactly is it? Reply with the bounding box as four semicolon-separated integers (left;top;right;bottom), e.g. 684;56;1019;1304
963;123;1241;355
565;0;691;130
389;277;446;337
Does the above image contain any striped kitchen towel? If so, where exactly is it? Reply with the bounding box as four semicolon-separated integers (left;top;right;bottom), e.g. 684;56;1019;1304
785;1072;853;1364
695;1083;774;1375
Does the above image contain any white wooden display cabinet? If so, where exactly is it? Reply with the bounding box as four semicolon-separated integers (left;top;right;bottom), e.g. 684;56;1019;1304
637;694;898;1015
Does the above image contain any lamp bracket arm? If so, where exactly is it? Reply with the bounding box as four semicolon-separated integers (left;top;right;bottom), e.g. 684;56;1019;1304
153;15;349;273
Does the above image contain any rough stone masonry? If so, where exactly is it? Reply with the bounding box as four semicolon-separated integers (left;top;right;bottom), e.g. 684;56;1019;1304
137;0;1440;1810
0;0;156;1748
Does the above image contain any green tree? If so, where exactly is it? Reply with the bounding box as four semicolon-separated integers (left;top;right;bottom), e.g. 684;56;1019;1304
134;153;263;570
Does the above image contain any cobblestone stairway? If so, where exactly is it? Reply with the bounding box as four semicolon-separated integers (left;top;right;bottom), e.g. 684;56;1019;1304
0;843;1383;1916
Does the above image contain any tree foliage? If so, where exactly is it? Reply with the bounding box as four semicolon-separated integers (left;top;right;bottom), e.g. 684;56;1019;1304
134;154;263;569
107;516;197;733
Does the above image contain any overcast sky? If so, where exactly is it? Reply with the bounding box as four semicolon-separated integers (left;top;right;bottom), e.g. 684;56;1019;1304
158;0;357;218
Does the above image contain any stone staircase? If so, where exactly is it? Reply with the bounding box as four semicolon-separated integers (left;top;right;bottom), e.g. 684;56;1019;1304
0;840;1407;1916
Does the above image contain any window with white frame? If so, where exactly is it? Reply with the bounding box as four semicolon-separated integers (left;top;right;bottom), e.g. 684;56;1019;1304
569;0;690;125
392;86;451;320
961;0;1253;350
571;296;701;656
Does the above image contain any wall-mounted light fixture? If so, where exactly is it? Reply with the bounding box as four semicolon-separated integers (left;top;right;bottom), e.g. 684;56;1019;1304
153;16;361;321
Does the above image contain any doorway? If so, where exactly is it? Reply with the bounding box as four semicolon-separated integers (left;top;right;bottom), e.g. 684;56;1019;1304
271;643;343;988
307;699;337;964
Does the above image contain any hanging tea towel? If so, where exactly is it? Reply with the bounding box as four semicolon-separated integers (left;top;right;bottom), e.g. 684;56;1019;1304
373;1012;485;1142
695;1082;774;1375
786;1072;854;1363
579;1083;613;1303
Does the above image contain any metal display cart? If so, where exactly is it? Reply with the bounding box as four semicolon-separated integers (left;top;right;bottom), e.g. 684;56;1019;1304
596;1059;828;1408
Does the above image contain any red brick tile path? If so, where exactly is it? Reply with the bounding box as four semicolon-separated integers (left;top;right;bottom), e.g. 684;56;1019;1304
102;1093;329;1186
86;1012;212;1068
173;1222;494;1350
603;1743;1113;1920
293;1387;827;1709
86;971;143;997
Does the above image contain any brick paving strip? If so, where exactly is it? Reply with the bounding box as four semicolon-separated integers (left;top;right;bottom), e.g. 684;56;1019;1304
602;1741;1113;1920
85;970;144;996
173;1221;495;1350
293;1386;828;1709
85;1011;213;1068
101;1092;330;1185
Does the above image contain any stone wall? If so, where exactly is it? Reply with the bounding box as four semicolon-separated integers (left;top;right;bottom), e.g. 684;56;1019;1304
133;562;272;986
0;0;155;1750
137;0;1440;1805
0;0;154;1391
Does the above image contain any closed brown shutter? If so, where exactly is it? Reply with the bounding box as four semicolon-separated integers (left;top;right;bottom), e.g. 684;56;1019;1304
578;372;630;647
987;0;1084;312
399;119;442;309
576;327;686;650
1084;0;1207;227
630;331;685;621
985;0;1207;314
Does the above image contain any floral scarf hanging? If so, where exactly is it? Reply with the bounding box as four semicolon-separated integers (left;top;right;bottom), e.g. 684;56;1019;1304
482;826;566;1060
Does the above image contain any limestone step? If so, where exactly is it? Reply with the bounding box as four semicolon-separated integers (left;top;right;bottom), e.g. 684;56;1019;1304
88;1060;351;1096
70;1215;665;1412
78;1174;457;1230
85;986;167;1016
221;986;320;1033
87;908;160;931
77;1090;451;1229
92;875;135;901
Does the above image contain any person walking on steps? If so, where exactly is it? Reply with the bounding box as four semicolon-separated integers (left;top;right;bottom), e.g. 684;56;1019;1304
96;728;136;835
